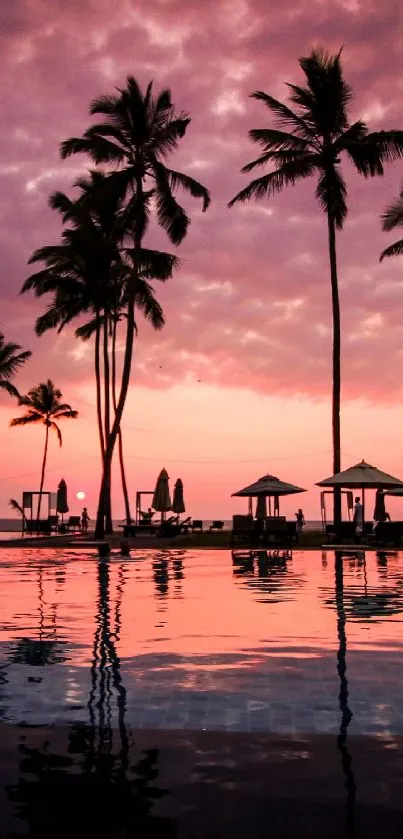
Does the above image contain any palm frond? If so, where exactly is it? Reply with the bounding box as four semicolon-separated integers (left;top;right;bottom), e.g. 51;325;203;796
315;167;347;228
50;421;63;446
251;90;316;140
229;155;318;206
381;188;403;231
0;380;20;398
380;239;403;261
154;162;190;244
10;413;44;427
9;498;26;521
165;168;210;211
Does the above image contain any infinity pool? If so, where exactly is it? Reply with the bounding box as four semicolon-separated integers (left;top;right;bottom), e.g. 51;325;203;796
1;548;403;837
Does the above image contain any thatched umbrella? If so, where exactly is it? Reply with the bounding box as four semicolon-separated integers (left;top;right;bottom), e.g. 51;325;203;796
232;473;305;517
317;460;403;525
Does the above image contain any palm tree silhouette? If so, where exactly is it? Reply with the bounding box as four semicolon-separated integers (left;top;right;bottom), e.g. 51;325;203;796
0;331;31;399
61;76;210;537
10;380;78;519
23;175;175;530
380;182;403;262
229;48;403;525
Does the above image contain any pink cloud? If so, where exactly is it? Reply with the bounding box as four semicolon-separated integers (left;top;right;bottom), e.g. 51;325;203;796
1;0;403;411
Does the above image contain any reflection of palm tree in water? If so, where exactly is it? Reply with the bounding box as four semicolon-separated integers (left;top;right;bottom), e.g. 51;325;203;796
11;566;64;666
335;553;356;838
7;560;175;837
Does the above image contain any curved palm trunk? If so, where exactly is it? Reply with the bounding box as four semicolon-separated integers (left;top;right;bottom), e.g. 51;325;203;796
327;211;342;527
36;423;50;520
112;320;132;525
95;178;142;539
94;316;105;459
103;314;113;534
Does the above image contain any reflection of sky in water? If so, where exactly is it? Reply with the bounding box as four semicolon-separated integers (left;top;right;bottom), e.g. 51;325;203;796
0;549;403;734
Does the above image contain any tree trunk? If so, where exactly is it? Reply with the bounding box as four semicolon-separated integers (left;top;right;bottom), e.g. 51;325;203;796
94;316;105;459
95;174;142;539
327;210;342;527
103;314;113;534
37;422;50;520
112;319;132;524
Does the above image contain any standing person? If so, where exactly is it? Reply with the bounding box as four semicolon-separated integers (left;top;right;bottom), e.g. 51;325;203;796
353;496;363;541
81;507;90;533
295;508;305;543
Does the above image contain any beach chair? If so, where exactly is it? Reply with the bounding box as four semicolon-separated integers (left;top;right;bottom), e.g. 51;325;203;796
192;520;203;532
48;515;59;533
370;521;403;547
210;520;224;532
178;516;192;534
262;516;290;548
66;515;81;532
25;519;52;535
230;515;259;547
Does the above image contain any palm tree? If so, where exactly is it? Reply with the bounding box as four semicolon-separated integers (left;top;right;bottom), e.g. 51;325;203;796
61;76;210;536
10;380;78;519
0;331;31;398
380;182;403;261
229;48;403;525
23;183;174;530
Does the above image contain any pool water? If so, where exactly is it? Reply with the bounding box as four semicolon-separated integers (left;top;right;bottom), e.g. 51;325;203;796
1;548;403;837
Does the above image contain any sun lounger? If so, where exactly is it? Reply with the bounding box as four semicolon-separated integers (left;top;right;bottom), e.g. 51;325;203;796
230;515;259;548
192;520;203;532
66;515;81;532
25;519;52;535
369;521;403;547
262;516;293;548
210;520;224;532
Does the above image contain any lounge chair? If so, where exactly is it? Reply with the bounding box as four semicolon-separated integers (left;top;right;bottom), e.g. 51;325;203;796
210;520;224;532
230;515;259;548
192;520;203;532
25;519;52;535
66;515;81;532
262;516;291;548
369;521;403;547
178;516;192;534
48;515;59;533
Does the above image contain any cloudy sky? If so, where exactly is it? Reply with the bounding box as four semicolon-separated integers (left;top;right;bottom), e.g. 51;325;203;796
1;0;403;520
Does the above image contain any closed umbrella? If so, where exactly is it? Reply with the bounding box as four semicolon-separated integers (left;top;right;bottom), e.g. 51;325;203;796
56;479;69;524
373;489;387;522
172;478;185;516
152;468;172;522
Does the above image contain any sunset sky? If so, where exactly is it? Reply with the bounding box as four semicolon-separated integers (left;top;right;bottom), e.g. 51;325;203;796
1;0;403;520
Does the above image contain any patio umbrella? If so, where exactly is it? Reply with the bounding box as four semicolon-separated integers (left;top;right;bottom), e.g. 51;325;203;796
152;468;171;522
172;478;185;516
317;460;403;525
232;474;305;517
255;495;267;519
56;479;69;524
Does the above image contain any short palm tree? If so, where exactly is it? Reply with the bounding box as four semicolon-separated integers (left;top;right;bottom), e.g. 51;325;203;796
10;380;78;519
61;77;210;537
380;183;403;261
229;48;403;525
0;331;31;398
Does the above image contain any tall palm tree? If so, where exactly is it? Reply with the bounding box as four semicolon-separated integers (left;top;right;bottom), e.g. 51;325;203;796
0;331;31;398
23;186;174;530
61;76;210;536
380;182;403;261
10;380;78;519
229;48;403;525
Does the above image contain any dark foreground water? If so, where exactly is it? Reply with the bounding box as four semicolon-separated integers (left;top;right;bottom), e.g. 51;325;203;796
0;547;403;836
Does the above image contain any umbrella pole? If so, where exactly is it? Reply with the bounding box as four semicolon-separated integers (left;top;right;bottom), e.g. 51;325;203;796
362;487;365;535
